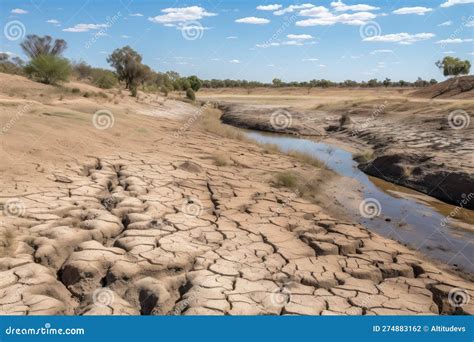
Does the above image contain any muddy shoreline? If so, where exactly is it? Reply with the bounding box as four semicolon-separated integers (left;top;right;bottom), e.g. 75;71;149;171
218;102;474;210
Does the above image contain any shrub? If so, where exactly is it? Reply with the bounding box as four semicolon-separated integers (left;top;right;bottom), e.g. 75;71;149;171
130;86;138;97
186;88;196;101
83;92;91;98
24;54;71;85
93;70;117;89
71;87;80;94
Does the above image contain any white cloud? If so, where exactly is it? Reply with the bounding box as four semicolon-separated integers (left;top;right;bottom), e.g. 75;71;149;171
318;64;326;67
120;35;131;38
11;8;28;14
443;51;456;54
393;7;433;15
296;11;376;26
299;6;330;17
363;32;435;44
330;1;379;12
235;17;270;24
256;40;315;48
256;4;282;11
46;19;60;25
63;23;108;32
302;58;319;61
148;6;216;24
130;13;143;17
436;38;474;44
438;21;452;26
465;20;474;27
287;34;313;40
440;0;474;8
274;4;314;15
370;49;393;54
226;36;238;39
229;59;241;63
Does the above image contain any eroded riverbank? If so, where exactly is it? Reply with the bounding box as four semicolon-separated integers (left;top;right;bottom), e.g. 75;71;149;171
218;101;474;210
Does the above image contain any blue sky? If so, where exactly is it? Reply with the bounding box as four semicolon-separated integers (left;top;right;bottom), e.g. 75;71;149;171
1;0;473;82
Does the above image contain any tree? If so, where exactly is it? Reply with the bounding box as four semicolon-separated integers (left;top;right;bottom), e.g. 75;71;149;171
107;46;145;89
272;78;282;87
436;56;471;77
382;78;391;87
20;35;67;59
186;88;196;101
187;75;202;92
24;54;71;84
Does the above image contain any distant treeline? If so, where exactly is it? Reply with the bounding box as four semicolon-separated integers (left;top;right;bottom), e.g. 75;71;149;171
199;77;439;89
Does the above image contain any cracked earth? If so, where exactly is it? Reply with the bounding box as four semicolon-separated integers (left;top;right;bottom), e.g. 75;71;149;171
1;128;473;316
0;74;472;316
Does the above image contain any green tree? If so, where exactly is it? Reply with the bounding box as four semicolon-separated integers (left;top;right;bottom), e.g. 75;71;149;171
24;54;71;84
272;78;282;87
436;56;471;77
107;46;145;89
187;75;202;92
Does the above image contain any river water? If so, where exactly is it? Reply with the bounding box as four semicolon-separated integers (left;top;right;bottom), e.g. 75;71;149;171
244;130;474;274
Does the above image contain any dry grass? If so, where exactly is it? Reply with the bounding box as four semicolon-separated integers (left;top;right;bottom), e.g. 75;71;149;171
354;149;374;163
212;152;231;166
273;169;333;200
199;107;331;171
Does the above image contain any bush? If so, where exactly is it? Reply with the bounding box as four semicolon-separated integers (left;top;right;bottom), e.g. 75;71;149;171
186;88;195;101
130;86;138;97
92;70;117;89
24;55;71;85
71;87;80;94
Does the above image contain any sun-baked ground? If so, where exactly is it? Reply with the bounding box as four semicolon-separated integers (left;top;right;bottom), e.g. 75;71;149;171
0;74;472;315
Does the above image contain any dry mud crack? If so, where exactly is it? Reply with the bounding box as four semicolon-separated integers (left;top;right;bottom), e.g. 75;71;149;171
1;136;473;316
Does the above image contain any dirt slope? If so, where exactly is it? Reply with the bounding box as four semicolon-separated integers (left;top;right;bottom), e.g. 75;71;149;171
411;76;474;99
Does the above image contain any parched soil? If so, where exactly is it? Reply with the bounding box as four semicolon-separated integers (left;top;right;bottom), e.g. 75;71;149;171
219;99;474;209
411;76;474;99
0;74;473;316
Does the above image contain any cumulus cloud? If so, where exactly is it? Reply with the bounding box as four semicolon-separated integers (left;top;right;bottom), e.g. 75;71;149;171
229;59;241;63
465;20;474;27
256;4;282;11
296;11;376;26
235;17;270;24
226;36;238;39
363;32;435;44
436;38;474;44
63;23;108;32
330;1;379;12
287;34;313;40
11;8;28;14
302;58;319;61
438;21;453;26
148;6;216;24
130;13;143;17
274;4;314;15
392;7;433;15
256;40;315;48
440;0;474;8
